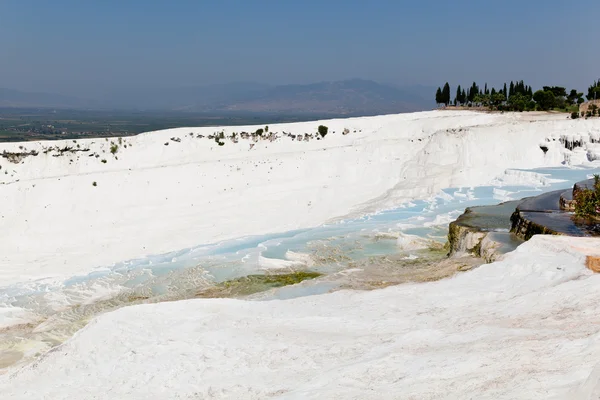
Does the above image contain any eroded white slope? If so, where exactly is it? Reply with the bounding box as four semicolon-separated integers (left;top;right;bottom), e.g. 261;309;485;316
2;235;600;399
0;110;597;285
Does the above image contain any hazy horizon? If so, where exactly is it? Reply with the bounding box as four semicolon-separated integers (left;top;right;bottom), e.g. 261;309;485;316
1;0;598;98
0;79;434;99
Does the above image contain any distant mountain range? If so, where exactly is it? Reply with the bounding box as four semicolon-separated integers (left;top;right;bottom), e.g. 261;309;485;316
0;88;95;109
0;80;435;115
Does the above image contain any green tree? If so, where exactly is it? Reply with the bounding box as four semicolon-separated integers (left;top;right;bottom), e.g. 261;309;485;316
543;86;567;98
574;175;600;218
526;100;536;111
435;87;443;105
455;85;462;105
468;82;479;103
539;87;567;109
508;93;527;112
587;79;600;101
491;92;505;108
442;82;451;106
567;89;579;105
516;81;524;95
503;83;508;101
474;93;490;107
533;90;555;111
318;125;328;137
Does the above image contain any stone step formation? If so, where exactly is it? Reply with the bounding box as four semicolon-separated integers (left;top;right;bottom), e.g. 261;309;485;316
448;178;599;263
447;200;525;262
511;178;600;240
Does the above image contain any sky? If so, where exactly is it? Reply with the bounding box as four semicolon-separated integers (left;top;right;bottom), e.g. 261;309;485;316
0;0;598;97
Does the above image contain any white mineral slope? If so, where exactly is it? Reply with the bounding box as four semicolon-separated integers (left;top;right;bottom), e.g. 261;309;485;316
2;235;600;399
0;110;598;285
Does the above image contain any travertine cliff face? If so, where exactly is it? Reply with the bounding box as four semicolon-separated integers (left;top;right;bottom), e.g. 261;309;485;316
447;201;522;263
510;179;599;241
510;210;562;240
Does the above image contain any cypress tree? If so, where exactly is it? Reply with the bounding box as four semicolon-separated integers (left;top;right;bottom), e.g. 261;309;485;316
471;87;476;103
469;82;478;103
461;88;467;104
509;81;515;97
503;83;508;100
456;85;462;105
518;81;525;95
442;82;451;106
435;87;443;105
587;79;600;100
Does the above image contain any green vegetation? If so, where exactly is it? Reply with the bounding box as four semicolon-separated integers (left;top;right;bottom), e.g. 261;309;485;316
532;89;557;111
92;181;97;187
110;143;118;154
435;80;588;113
196;271;321;298
435;82;452;106
559;104;579;114
574;175;600;218
568;89;585;105
587;80;600;101
0;108;340;143
318;125;328;137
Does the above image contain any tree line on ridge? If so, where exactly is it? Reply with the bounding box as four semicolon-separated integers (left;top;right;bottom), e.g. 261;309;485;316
435;80;600;116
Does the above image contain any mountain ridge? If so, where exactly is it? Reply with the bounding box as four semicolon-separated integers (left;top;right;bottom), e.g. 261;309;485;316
0;79;435;114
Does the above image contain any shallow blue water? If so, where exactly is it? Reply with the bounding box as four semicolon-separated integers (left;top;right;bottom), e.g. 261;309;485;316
1;165;599;374
2;166;600;313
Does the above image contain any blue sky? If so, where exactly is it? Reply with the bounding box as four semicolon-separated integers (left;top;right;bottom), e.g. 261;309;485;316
0;0;598;96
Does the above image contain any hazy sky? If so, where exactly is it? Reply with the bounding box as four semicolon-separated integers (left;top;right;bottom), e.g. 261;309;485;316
1;0;598;96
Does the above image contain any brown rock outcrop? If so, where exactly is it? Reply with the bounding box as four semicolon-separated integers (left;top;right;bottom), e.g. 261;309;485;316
586;256;600;273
